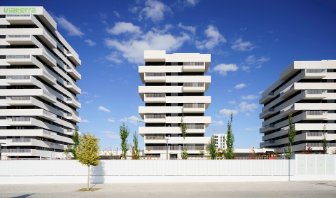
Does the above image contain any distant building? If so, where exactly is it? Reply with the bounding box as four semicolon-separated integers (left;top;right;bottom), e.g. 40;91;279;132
260;60;336;153
212;134;226;150
235;148;275;159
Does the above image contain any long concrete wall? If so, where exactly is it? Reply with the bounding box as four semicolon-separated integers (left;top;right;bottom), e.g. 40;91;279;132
0;154;334;184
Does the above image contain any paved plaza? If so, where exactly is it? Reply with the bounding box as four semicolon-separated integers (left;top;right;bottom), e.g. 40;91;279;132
0;181;335;198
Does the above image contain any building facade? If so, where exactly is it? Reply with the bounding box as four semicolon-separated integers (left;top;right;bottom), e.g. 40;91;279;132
0;7;81;159
260;60;336;153
138;50;211;159
212;133;226;150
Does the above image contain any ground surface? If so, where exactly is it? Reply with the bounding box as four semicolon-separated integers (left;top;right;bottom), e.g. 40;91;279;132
0;181;335;198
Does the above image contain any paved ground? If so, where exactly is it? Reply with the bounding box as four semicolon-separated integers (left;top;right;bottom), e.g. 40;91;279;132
0;181;335;198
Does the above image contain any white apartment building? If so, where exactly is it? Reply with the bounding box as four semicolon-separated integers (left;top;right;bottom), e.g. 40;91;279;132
212;133;226;150
260;60;336;153
0;7;81;159
138;50;211;160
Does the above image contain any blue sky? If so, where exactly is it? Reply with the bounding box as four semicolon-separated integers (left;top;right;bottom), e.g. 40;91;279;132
4;0;336;150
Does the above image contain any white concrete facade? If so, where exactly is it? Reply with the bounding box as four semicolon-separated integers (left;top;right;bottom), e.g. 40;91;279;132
0;7;81;159
212;133;226;150
260;60;336;153
138;50;211;159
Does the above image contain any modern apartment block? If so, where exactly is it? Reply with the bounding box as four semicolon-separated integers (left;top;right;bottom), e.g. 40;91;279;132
260;60;336;153
212;134;226;150
138;50;211;159
0;7;81;159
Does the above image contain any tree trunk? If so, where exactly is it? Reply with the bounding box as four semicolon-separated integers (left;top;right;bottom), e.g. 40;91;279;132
87;165;90;190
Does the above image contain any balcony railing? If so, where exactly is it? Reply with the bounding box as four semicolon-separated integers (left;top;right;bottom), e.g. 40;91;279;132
184;82;204;87
145;136;166;140
6;75;30;80
183;103;204;108
145;93;165;98
2;149;31;153
306;69;326;73
145;73;165;77
10;117;30;122
186;124;204;129
306;111;327;115
6;35;30;38
6;55;30;59
145;114;166;119
306;89;326;94
8;96;30;100
306;132;323;137
11;138;31;143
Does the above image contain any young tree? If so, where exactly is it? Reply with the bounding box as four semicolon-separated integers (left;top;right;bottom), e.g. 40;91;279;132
207;137;217;160
287;114;296;158
225;114;235;159
180;117;188;159
120;123;129;159
65;130;80;159
322;124;328;154
132;132;140;159
76;133;99;190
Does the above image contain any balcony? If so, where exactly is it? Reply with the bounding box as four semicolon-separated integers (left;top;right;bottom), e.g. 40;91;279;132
183;82;205;92
143;93;166;103
182;62;206;72
66;65;81;80
183;103;205;113
65;81;81;94
144;72;166;82
304;69;327;78
5;34;32;45
6;75;31;85
65;97;81;108
304;110;328;120
144;114;166;123
304;89;327;99
5;55;31;64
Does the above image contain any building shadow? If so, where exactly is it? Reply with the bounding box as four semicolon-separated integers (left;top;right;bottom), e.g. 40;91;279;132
91;161;105;184
13;194;34;198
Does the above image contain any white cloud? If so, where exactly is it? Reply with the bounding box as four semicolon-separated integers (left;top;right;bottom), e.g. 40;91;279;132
106;52;122;63
55;16;84;37
245;55;270;68
98;105;111;113
213;64;238;76
219;108;238;116
178;23;196;34
107;118;115;123
120;115;143;125
105;30;190;64
104;131;119;139
242;94;259;100
81;119;89;123
140;0;169;22
234;83;247;89
184;0;200;7
231;38;255;51
113;11;120;18
84;39;96;46
212;120;224;126
196;25;226;50
107;22;142;35
239;102;258;112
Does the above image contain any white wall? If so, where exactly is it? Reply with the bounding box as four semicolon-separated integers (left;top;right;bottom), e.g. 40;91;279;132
0;154;334;184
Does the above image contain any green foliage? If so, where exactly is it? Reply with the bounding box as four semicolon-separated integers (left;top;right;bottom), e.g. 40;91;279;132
216;148;224;159
132;132;140;160
225;114;235;159
181;148;188;160
120;123;129;159
287;114;296;158
76;133;99;167
207;137;217;160
65;130;80;159
322;125;328;154
180;117;187;139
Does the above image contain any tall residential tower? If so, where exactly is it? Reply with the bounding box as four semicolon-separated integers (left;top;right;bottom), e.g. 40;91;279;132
0;7;81;159
138;50;211;159
260;60;336;153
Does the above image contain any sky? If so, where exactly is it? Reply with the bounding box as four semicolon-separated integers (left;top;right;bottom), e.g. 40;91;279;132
3;0;336;151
